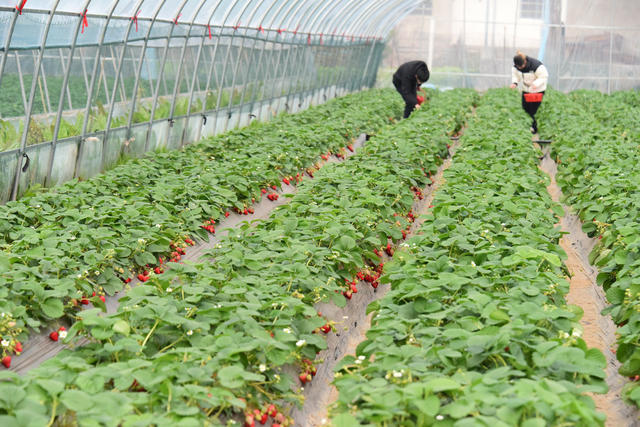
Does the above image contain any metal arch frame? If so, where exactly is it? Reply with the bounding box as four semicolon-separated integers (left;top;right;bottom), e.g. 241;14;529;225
10;0;62;202
0;4;24;93
312;0;362;99
212;0;255;135
234;0;288;123
241;0;298;118
167;0;209;122
194;0;237;142
76;0;120;178
184;0;226;144
219;0;271;132
110;0;169;159
361;0;421;38
58;48;74;110
261;0;312;105
347;0;399;38
304;0;347;100
125;0;167;134
143;0;190;153
45;0;92;187
283;0;328;111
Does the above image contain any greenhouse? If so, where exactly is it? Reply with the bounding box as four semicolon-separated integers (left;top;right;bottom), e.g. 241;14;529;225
0;0;640;425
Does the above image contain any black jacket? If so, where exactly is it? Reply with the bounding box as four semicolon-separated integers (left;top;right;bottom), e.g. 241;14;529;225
393;61;429;93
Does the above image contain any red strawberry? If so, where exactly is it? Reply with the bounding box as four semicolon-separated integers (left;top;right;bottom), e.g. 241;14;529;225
320;324;331;333
154;267;163;274
99;295;106;303
244;414;255;427
343;290;353;300
267;404;277;417
299;373;308;384
49;331;59;341
402;230;407;239
14;341;22;353
137;274;147;282
1;356;11;368
247;207;254;214
80;297;90;305
271;185;277;190
283;177;290;185
350;284;358;293
347;144;354;152
371;281;379;289
261;188;267;194
225;211;230;217
243;208;249;215
272;424;281;427
504;346;510;352
259;412;268;424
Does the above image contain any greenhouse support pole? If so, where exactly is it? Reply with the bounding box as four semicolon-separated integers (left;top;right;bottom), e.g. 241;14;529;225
312;1;351;99
144;0;189;153
245;0;298;114
180;30;208;147
125;1;167;134
111;45;128;104
99;57;111;106
219;1;266;133
38;56;53;114
262;0;311;105
58;48;73;110
186;2;224;144
76;0;119;179
234;0;282;122
607;0;614;94
284;1;327;112
78;48;90;94
11;0;61;202
103;0;149;168
15;52;28;114
46;0;92;187
213;2;255;135
167;0;209;125
0;6;21;92
257;7;294;105
195;3;235;142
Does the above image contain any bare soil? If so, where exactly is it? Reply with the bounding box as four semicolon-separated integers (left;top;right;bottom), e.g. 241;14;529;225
538;146;639;427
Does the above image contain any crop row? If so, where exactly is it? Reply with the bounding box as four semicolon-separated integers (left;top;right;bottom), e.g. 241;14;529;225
539;89;640;406
0;89;476;425
330;88;607;426
0;89;402;344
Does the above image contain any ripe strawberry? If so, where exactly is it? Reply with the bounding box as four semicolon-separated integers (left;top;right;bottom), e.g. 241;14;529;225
271;185;277;190
343;290;353;300
504;346;510;352
267;404;277;417
14;341;22;354
247;207;254;214
321;154;328;160
272;424;282;427
261;188;267;194
320;323;331;333
371;280;379;289
99;295;106;303
225;211;230;217
350;284;358;293
243;208;249;215
402;230;407;239
154;267;163;274
299;373;308;384
244;414;255;427
347;144;354;152
49;331;59;341
80;297;90;305
259;412;268;424
137;274;149;282
282;177;290;185
2;356;11;368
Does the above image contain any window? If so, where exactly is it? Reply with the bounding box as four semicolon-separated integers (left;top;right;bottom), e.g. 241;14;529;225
520;0;543;19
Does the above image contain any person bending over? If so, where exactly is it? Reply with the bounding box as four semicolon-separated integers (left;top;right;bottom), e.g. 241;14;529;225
393;60;430;119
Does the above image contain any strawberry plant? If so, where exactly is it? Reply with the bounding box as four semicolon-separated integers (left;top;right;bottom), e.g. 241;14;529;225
0;88;475;425
332;89;607;425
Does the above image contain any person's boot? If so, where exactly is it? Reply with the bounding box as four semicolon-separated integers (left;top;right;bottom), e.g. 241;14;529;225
530;119;538;134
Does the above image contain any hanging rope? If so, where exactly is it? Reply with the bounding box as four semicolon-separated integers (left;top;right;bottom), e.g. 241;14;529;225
307;33;311;45
81;9;88;34
173;13;181;25
319;33;323;45
207;24;212;39
258;25;264;34
131;10;141;32
15;0;26;15
233;21;240;31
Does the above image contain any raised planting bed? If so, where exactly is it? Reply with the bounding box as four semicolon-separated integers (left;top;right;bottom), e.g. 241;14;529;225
331;88;607;426
0;89;402;349
0;89;477;425
539;88;640;407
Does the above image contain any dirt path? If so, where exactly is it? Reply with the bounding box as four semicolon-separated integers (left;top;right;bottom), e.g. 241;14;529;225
538;145;639;427
291;136;462;426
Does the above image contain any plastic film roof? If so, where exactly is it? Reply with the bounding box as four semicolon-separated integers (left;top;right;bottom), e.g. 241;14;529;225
0;0;423;49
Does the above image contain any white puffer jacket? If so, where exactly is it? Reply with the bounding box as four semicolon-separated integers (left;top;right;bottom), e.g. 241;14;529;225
512;56;549;93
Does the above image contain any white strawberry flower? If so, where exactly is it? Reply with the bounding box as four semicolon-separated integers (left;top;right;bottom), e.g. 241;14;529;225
392;370;402;378
58;330;67;339
471;261;476;267
436;415;444;420
166;288;173;293
1;340;9;347
187;330;193;336
155;224;162;228
296;339;306;347
358;355;365;361
283;328;292;334
259;364;266;372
